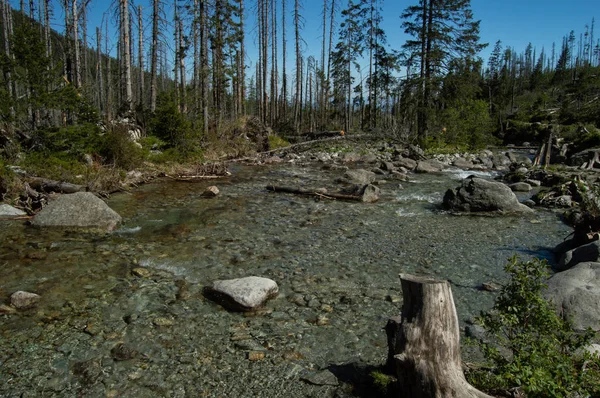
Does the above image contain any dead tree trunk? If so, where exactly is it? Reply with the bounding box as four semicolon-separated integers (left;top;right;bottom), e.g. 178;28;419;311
389;274;492;398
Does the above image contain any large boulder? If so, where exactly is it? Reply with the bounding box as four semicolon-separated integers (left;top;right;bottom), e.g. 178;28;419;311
394;157;417;171
415;159;445;173
31;192;122;232
337;169;376;185
0;204;26;218
443;177;533;213
205;276;279;312
557;240;600;271
545;262;600;331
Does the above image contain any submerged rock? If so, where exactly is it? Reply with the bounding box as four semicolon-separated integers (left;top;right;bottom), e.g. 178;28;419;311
443;176;533;214
10;291;41;309
31;192;122;232
205;276;279;311
0;204;26;218
545;261;600;331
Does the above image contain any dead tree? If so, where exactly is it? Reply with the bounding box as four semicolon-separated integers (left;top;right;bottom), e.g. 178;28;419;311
388;274;492;398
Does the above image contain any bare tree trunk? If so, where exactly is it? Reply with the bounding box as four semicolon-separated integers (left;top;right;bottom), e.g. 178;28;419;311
178;19;186;113
200;0;208;134
294;0;301;132
173;2;179;111
150;0;159;112
262;0;268;123
1;0;15;119
120;0;133;112
82;0;89;86
281;0;287;119
96;26;104;113
72;0;81;88
137;5;144;109
105;22;112;120
193;0;199;118
270;0;278;124
239;0;245;116
320;0;327;130
388;274;493;398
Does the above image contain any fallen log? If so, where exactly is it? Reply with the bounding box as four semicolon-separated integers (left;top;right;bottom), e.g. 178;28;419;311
28;177;86;194
388;274;492;398
266;184;380;203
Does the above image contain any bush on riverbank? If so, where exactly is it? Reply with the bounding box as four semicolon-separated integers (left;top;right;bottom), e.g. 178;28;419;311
467;256;600;397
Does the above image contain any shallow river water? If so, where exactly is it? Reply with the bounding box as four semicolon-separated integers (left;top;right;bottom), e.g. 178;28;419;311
0;160;571;397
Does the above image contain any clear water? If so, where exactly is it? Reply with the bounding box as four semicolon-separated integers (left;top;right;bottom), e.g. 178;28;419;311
0;162;571;397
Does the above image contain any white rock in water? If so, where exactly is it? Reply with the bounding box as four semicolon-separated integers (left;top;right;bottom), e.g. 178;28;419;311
207;276;278;311
202;186;220;197
0;204;26;218
10;291;41;309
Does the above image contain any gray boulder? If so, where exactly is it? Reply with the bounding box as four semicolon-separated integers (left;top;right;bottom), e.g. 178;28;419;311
557;240;600;271
338;169;376;185
394;157;417;170
509;182;532;192
0;204;26;218
31;192;122;232
340;184;380;203
452;158;474;169
415;159;445;173
443;177;533;213
205;276;279;311
545;262;600;331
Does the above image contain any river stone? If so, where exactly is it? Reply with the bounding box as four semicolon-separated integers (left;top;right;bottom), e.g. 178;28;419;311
557;240;600;271
509;182;532;192
394;157;417;170
31;192;122;232
10;291;41;309
443;176;533;213
452;158;474;169
415;159;444;173
0;204;26;218
545;262;600;331
301;370;339;386
202;186;220;197
338;169;376;185
206;276;279;311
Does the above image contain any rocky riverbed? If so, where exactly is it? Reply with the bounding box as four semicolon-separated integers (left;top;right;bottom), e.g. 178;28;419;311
0;150;573;397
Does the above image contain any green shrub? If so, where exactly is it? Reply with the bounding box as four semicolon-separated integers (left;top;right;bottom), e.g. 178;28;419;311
268;135;290;150
19;151;89;181
468;256;600;397
149;92;193;148
99;125;144;170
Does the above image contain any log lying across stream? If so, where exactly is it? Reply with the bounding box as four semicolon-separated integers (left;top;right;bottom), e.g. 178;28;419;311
266;184;380;203
387;274;492;398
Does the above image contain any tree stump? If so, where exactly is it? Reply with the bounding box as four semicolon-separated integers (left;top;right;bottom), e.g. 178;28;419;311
390;274;492;398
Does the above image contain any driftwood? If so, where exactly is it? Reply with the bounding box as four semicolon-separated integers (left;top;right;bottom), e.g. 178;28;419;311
388;274;492;398
28;177;86;194
266;184;380;202
165;174;229;182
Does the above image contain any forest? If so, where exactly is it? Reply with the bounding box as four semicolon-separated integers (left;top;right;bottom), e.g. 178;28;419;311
0;0;600;179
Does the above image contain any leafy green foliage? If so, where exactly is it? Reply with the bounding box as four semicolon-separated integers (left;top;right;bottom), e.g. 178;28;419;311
468;256;600;397
99;126;144;171
267;135;290;150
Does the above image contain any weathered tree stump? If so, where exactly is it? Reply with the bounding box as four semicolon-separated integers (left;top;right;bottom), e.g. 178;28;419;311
389;274;492;398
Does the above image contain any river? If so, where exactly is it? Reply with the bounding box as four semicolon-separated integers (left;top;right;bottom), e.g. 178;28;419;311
0;160;571;397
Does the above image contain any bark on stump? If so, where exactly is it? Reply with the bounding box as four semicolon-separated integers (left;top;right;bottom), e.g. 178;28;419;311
390;274;492;398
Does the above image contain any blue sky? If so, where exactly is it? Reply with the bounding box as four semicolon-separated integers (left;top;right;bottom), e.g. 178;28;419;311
23;0;600;73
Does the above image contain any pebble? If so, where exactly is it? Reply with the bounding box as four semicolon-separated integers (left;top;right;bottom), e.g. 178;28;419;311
132;267;151;278
0;304;17;314
153;317;174;327
247;351;265;361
